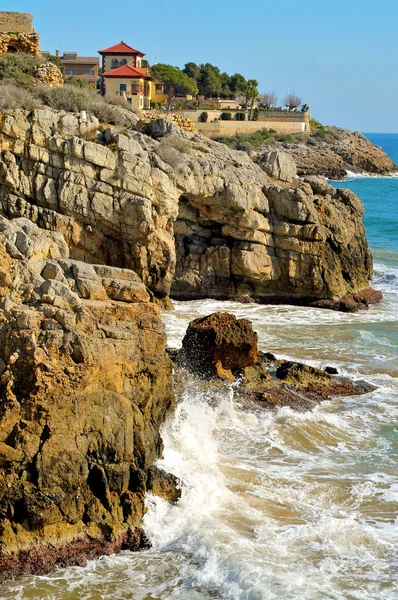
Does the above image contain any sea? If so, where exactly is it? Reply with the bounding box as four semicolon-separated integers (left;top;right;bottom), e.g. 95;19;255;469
2;133;398;600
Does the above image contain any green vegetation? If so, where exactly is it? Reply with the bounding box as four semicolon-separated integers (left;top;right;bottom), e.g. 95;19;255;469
214;120;342;152
0;52;43;88
182;62;248;99
199;111;208;122
0;53;138;128
151;64;198;110
220;112;232;121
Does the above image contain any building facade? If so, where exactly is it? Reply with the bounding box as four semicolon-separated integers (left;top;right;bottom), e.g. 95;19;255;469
98;41;167;109
41;51;99;87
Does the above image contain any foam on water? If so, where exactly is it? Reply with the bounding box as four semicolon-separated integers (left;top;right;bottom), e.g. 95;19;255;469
2;138;398;598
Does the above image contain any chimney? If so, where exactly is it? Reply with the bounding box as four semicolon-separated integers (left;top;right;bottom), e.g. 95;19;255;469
56;50;59;57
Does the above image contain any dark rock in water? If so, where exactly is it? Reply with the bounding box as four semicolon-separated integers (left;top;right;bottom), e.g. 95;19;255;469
260;351;277;362
179;312;258;379
325;366;339;375
276;360;331;384
147;466;181;503
311;288;383;312
166;347;179;362
177;312;375;410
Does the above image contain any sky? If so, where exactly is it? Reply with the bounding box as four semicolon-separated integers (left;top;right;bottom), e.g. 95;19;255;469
5;0;398;132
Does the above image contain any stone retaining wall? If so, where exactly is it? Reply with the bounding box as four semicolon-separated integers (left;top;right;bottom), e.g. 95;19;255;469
197;119;309;138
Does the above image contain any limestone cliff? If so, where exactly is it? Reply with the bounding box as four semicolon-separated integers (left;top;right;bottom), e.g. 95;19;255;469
0;108;379;310
0;216;176;581
257;127;397;180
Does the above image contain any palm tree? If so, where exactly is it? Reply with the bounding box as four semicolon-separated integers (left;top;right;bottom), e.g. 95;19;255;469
245;79;260;120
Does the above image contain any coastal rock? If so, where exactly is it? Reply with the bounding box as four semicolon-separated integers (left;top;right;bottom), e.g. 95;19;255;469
0;107;379;309
0;217;176;582
258;149;297;182
172;315;375;408
263;127;397;179
178;312;258;378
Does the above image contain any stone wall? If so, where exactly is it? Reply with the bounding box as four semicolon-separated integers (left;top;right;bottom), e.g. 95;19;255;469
0;12;33;33
149;109;310;138
197;119;308;138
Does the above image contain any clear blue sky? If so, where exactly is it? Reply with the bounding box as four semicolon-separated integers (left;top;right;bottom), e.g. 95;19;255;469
5;0;398;132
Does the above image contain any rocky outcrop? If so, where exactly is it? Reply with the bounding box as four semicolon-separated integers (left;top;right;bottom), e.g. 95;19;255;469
178;312;258;379
172;312;375;409
258;149;297;183
259;127;397;179
0;216;178;582
0;108;378;309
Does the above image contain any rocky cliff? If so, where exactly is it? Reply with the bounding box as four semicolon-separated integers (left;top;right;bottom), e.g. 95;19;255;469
0;109;379;310
258;127;397;179
0;216;177;581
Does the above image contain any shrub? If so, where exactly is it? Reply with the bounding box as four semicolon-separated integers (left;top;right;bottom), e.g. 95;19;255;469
0;52;44;88
220;112;232;121
35;85;95;112
0;81;40;111
64;76;92;89
199;111;208;122
252;108;259;121
235;112;246;121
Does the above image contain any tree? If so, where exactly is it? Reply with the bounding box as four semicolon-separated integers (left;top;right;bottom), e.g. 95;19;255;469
151;64;198;110
198;63;222;97
183;62;201;82
229;72;247;96
284;93;301;111
245;79;259;120
301;103;309;112
259;91;277;109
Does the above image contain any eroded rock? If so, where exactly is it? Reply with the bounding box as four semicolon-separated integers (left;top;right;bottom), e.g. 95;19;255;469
0;218;177;582
0;107;380;310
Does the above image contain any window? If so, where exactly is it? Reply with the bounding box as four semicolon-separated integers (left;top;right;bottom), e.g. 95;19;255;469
120;58;127;66
136;58;141;67
84;70;95;75
111;59;119;69
64;53;77;60
119;83;127;91
127;98;132;104
132;83;139;92
155;84;164;95
65;69;75;75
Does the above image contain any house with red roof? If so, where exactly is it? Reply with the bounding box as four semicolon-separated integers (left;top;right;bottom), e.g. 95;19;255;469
98;41;168;109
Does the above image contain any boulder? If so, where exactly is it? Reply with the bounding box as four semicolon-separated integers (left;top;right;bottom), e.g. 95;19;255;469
179;311;258;378
258;149;297;182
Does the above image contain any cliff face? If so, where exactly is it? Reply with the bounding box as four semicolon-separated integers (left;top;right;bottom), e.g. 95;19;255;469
259;127;397;180
0;216;175;580
0;109;377;309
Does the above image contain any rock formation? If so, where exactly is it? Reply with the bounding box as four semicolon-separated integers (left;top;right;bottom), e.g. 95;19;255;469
179;312;258;378
0;216;178;582
0;108;380;311
173;311;375;409
258;127;397;179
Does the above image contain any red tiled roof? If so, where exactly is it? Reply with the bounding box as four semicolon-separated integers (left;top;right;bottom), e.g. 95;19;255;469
102;64;149;78
98;41;145;56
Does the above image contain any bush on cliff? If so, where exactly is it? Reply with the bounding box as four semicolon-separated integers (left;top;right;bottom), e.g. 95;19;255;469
0;81;40;110
0;52;43;88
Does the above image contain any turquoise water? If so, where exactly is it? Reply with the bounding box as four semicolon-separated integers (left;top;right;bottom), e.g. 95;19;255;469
1;136;398;600
333;133;398;258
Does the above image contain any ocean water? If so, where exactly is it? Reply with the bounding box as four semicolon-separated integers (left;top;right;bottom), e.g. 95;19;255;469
2;135;398;600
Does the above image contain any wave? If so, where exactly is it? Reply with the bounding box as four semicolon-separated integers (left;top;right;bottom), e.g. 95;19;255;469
329;170;398;182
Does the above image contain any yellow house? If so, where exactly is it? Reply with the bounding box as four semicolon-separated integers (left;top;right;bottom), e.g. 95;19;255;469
98;41;168;109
